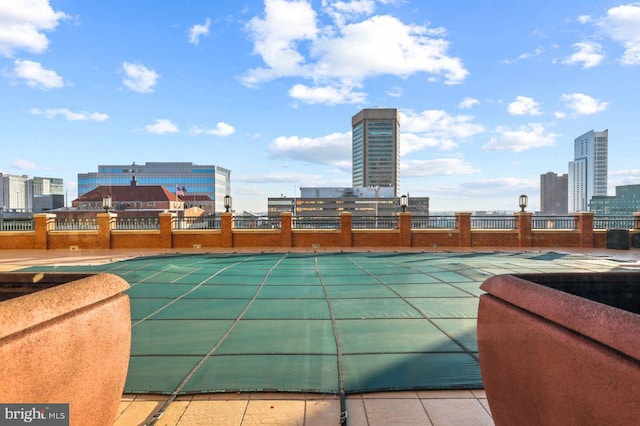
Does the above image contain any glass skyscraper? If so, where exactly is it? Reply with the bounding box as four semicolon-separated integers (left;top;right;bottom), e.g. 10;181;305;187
78;162;231;213
352;108;400;196
568;129;608;212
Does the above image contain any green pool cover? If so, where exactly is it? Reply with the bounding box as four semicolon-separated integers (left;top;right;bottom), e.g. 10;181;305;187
24;251;630;396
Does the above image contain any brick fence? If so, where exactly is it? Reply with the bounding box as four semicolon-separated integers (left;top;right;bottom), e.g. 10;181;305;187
1;211;639;251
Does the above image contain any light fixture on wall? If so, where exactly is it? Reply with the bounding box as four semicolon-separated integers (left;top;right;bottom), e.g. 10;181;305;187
400;194;408;212
519;194;528;212
224;195;232;213
102;195;112;213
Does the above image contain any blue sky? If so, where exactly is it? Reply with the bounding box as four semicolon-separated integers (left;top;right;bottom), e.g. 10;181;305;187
1;0;639;213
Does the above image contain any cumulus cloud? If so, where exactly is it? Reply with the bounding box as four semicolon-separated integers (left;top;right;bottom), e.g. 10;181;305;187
11;158;40;171
122;62;159;93
402;158;479;177
191;122;235;137
242;0;468;104
0;0;68;57
459;97;479;109
560;93;609;115
144;119;179;134
597;3;640;65
562;42;604;68
188;18;211;45
400;109;485;153
30;107;108;121
10;59;64;89
483;123;558;152
269;131;351;168
507;96;542;116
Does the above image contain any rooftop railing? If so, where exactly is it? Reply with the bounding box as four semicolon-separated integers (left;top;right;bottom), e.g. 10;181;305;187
352;216;397;229
293;216;341;229
55;217;98;230
412;216;458;229
471;216;516;229
115;217;160;230
174;216;221;230
532;216;577;230
233;216;281;229
0;218;34;231
593;215;635;230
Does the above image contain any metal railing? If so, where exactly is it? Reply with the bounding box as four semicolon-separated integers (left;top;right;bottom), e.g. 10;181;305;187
352;216;398;229
174;216;220;230
293;216;341;229
532;216;577;230
0;219;34;231
233;217;281;229
115;217;160;230
55;218;98;230
412;216;458;229
593;215;635;230
471;216;516;229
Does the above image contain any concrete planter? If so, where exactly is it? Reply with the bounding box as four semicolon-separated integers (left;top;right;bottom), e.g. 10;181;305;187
0;272;131;426
478;272;640;426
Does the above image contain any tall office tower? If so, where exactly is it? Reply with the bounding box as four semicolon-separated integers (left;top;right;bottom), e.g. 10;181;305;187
568;129;608;212
78;162;231;213
540;172;568;214
352;108;400;196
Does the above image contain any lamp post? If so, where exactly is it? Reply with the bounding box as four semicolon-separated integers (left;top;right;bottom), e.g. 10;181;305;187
519;194;528;212
224;195;232;213
102;195;112;213
400;194;408;212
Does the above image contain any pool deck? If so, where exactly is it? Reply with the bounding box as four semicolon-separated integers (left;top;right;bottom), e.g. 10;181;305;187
2;247;639;425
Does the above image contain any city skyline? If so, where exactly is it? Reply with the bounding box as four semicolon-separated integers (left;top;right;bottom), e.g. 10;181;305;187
1;1;639;213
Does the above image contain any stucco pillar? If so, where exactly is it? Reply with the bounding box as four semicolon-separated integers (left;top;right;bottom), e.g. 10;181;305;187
280;212;292;248
97;212;116;249
159;212;175;249
221;212;233;248
398;212;412;247
456;212;472;247
516;212;533;248
574;212;594;248
340;212;353;248
33;213;55;250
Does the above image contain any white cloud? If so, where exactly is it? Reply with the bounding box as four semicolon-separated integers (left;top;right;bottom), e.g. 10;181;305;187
459;97;479;109
269;131;351;168
560;93;608;115
191;122;235;137
483;123;558;152
30;107;108;121
144;119;179;134
288;83;366;104
577;15;592;24
386;86;403;98
402;158;479;177
122;62;159;93
501;47;544;64
10;158;39;170
188;18;211;45
562;42;604;68
401;109;485;142
242;0;468;104
0;0;68;57
507;96;542;116
11;59;64;89
597;4;640;65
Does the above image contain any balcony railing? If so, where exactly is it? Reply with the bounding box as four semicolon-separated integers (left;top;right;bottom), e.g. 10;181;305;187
471;216;516;229
593;215;635;230
0;219;34;231
115;217;160;230
233;217;281;229
532;216;577;230
412;216;458;229
352;216;397;229
55;218;98;230
293;216;341;229
174;216;221;230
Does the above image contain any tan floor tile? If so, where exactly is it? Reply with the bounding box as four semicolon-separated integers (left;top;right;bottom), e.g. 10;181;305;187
422;399;494;426
470;389;487;398
190;393;249;401
304;398;341;426
344;398;368;426
249;392;306;400
479;398;492;415
363;398;432;426
416;390;475;399
361;391;418;399
176;400;247;426
113;399;165;426
241;400;305;426
154;401;190;426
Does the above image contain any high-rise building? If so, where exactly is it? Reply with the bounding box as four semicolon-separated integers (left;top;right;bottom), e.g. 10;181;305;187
568;129;608;212
352;108;400;195
590;184;640;215
78;162;231;214
540;172;568;214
